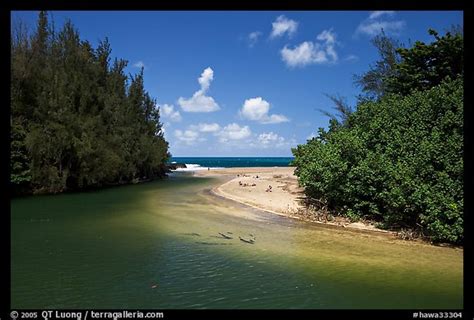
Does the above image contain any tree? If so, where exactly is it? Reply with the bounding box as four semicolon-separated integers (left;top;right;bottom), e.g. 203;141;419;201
354;30;402;101
293;28;464;244
293;79;463;243
11;11;170;194
386;29;463;95
355;28;463;99
317;94;354;127
11;18;33;193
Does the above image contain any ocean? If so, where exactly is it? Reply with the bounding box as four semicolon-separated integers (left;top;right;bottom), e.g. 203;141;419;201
169;157;294;171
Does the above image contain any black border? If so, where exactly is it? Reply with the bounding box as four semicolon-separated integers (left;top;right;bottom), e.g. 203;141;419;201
463;0;473;318
1;0;469;11
2;1;12;318
2;1;472;319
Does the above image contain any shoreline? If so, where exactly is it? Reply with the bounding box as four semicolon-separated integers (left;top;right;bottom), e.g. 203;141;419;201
193;166;396;237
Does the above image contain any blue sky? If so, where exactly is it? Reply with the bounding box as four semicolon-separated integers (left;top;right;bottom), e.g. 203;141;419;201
12;11;463;156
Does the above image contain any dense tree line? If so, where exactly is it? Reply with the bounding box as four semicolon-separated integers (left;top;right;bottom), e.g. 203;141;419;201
11;12;170;195
292;29;463;244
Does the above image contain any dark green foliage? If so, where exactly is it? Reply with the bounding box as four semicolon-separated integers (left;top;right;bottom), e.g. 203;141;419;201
293;79;463;243
354;30;402;101
355;28;463;101
11;12;169;194
317;94;353;126
293;29;463;244
386;29;463;96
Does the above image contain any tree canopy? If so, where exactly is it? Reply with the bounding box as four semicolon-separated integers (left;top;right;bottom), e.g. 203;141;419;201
11;12;170;194
354;28;463;101
293;28;463;244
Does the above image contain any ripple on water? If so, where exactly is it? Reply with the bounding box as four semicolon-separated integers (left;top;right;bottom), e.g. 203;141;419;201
11;177;463;309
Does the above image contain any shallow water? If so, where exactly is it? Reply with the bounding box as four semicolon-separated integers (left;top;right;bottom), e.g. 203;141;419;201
11;175;463;309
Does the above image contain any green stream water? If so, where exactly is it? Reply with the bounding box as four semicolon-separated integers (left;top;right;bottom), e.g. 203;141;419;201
11;175;463;309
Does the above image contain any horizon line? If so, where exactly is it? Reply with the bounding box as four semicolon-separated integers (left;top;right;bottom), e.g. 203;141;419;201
170;156;295;158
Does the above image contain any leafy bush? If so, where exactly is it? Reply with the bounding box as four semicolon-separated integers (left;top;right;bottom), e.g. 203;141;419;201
292;78;463;244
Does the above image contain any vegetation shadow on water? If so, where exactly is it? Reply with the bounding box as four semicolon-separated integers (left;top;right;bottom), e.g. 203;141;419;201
11;176;462;309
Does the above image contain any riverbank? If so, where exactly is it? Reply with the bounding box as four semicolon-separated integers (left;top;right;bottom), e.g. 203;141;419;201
195;167;393;235
12;166;463;308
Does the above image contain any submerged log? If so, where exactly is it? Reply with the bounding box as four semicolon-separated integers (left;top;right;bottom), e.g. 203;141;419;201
219;232;233;239
239;236;255;244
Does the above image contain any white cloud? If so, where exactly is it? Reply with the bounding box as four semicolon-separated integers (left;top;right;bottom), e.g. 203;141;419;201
356;20;406;36
248;31;262;47
257;132;285;146
317;29;336;44
173;123;220;145
160;104;182;122
344;54;359;62
270;15;298;39
178;67;220;112
246;132;297;150
280;29;338;67
133;61;146;69
174;129;200;144
369;11;395;20
217;123;251;142
190;122;221;133
240;97;289;124
264;114;290;124
178;94;219;113
281;42;326;67
356;12;405;36
198;67;213;91
241;97;270;121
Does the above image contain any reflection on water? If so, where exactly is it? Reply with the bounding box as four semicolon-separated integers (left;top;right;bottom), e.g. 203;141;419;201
11;175;463;308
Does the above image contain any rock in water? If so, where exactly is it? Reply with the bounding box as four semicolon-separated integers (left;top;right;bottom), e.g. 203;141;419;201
167;163;187;170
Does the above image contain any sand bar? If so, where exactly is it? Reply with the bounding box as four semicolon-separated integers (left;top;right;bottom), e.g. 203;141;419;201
195;167;393;234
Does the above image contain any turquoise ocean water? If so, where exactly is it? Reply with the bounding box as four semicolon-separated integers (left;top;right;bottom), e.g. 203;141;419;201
170;157;294;169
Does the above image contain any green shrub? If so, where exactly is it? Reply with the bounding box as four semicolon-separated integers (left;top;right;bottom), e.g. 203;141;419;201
292;78;463;244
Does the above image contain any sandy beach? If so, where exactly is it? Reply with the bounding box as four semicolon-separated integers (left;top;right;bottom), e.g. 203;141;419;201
196;167;392;234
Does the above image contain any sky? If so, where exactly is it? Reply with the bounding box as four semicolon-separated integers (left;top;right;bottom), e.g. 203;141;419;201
12;11;463;156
